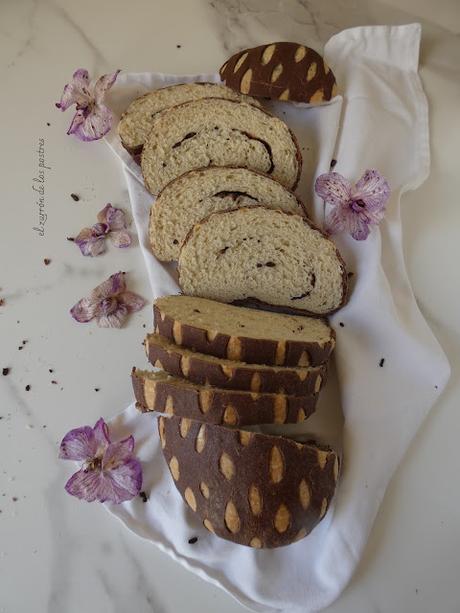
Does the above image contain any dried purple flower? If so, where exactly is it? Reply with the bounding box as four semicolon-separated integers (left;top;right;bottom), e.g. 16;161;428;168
315;169;390;241
56;68;120;141
59;417;142;504
70;272;146;328
74;204;131;256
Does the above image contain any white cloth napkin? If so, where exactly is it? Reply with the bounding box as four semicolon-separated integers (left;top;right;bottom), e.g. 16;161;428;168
104;24;450;613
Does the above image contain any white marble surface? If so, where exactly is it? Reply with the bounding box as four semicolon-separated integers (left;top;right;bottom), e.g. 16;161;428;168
0;1;459;612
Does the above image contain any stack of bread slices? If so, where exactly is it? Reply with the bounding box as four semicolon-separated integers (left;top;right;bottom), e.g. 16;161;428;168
132;296;340;548
121;51;346;548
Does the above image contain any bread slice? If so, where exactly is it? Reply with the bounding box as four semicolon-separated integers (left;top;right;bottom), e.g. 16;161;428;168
159;414;339;548
132;368;317;426
145;334;326;396
154;295;335;367
150;167;306;261
179;207;348;316
118;82;260;156
141;98;302;194
220;42;337;104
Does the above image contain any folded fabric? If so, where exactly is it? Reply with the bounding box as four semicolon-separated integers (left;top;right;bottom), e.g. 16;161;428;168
104;23;450;613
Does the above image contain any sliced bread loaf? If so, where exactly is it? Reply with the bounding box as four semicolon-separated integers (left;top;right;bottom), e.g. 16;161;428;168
179;206;348;316
118;82;260;156
145;334;326;396
159;414;339;547
150;167;306;261
154;295;334;367
141;98;302;194
132;368;317;425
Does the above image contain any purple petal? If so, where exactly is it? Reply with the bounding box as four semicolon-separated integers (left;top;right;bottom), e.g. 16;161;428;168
92;418;111;450
97;204;127;231
70;296;99;323
326;203;371;241
65;467;104;502
353;169;390;211
56;68;91;111
65;458;142;503
119;291;146;313
74;227;107;257
102;437;135;470
93;69;121;105
101;458;143;503
91;272;126;302
315;172;352;207
97;302;129;328
110;230;132;248
68;103;114;141
59;426;97;461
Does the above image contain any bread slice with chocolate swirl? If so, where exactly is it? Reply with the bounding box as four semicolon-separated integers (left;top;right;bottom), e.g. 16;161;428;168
118;82;260;157
150;167;306;261
140;98;302;195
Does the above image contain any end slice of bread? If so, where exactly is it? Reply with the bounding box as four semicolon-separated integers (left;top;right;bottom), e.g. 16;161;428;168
154;295;334;366
178;206;348;316
159;414;339;547
150;167;306;261
118;82;260;156
141;98;302;194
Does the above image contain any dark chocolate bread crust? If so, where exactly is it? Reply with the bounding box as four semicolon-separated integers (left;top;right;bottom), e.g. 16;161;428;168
154;303;335;367
145;335;327;396
132;368;317;426
159;415;339;548
220;42;337;104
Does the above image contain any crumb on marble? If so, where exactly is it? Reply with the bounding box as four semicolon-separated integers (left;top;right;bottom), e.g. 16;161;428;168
66;237;75;242
379;358;385;367
188;537;198;544
12;497;18;502
0;299;4;306
139;491;148;503
51;380;58;385
70;193;80;202
330;159;337;168
94;388;100;392
176;44;181;48
43;258;51;266
339;322;344;328
49;369;54;373
2;368;10;376
25;385;31;391
46;122;51;126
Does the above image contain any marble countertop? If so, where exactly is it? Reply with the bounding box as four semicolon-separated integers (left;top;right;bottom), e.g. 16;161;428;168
1;1;460;612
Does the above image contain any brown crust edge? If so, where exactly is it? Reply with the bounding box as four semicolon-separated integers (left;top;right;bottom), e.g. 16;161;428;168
178;205;348;317
145;335;327;396
131;368;317;425
154;303;335;367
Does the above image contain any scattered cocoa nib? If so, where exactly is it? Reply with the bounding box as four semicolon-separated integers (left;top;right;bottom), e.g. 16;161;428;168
2;368;10;376
18;346;23;351
94;388;100;392
379;358;385;367
51;380;58;385
330;159;337;168
43;258;51;266
188;537;198;544
176;44;181;48
12;497;18;502
46;122;51;126
25;385;31;391
66;237;75;242
139;491;148;503
339;322;344;327
70;193;80;202
49;369;54;373
22;340;28;345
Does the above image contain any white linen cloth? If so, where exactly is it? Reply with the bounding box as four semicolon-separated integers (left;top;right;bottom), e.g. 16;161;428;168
104;24;450;613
